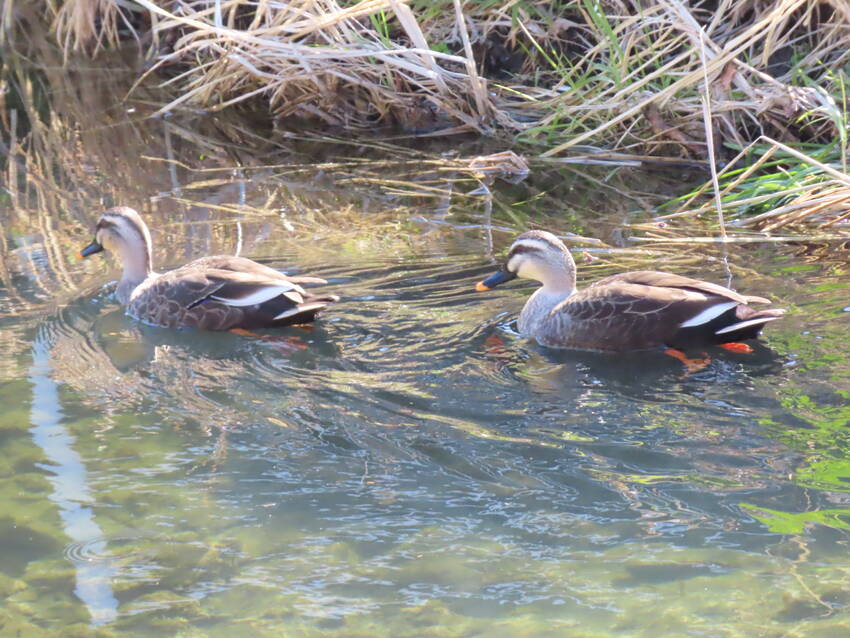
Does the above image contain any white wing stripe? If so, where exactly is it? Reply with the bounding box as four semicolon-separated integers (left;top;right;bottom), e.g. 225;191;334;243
273;302;327;321
679;301;737;327
211;285;289;307
715;316;781;335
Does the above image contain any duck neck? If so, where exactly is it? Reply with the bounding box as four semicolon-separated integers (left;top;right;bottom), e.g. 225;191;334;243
518;285;574;337
114;241;153;304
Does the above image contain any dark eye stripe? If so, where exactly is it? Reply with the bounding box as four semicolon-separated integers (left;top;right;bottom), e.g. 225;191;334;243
508;244;543;259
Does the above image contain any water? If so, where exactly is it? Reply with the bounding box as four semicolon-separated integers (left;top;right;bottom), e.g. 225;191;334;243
1;46;850;638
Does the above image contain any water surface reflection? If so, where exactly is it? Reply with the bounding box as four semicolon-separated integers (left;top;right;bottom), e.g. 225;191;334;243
1;42;849;638
29;333;119;624
3;236;841;636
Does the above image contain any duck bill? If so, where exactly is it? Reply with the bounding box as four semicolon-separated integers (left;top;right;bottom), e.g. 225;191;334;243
79;240;104;259
475;269;516;291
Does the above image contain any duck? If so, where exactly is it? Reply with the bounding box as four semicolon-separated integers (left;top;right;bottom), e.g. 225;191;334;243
475;230;785;353
79;206;339;330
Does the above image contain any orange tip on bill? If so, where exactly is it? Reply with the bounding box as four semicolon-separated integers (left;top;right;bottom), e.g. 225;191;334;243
78;251;85;259
475;281;490;292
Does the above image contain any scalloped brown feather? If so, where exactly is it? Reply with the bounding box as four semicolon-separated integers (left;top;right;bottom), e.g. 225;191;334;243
488;231;785;352
539;277;784;351
127;263;338;330
82;208;338;331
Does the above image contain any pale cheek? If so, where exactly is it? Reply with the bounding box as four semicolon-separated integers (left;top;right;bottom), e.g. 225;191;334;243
516;260;540;281
99;232;117;252
507;255;524;277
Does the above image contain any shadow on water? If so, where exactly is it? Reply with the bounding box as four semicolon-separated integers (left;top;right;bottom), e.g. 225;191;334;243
1;33;850;638
525;341;789;398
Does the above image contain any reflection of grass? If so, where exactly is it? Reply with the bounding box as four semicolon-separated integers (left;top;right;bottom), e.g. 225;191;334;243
796;457;850;492
746;316;850;532
740;503;850;534
589;470;748;489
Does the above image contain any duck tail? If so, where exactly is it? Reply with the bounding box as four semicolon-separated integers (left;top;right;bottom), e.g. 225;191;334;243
272;294;339;324
713;307;786;342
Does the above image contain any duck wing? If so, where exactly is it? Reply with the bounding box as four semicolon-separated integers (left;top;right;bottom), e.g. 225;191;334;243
545;271;782;351
129;262;337;330
191;255;328;285
589;271;769;304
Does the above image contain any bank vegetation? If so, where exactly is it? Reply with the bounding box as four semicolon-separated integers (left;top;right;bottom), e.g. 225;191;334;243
2;0;850;231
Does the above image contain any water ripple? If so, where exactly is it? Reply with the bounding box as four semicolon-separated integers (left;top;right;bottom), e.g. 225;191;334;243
15;244;850;636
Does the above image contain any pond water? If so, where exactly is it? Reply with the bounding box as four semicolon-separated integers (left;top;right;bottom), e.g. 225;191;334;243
1;47;850;638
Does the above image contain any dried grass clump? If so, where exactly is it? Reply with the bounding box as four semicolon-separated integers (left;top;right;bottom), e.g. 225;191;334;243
535;0;850;157
127;0;508;134
33;0;849;159
6;0;850;232
52;0;135;54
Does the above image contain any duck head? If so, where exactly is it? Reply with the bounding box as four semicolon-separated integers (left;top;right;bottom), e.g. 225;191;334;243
79;207;153;268
80;207;154;302
476;230;577;294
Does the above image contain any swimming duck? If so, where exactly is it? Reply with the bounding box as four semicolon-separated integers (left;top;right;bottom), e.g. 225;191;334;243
79;207;338;330
475;230;785;352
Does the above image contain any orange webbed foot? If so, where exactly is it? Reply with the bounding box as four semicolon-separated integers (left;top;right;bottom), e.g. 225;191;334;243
664;348;711;374
229;328;308;352
230;328;261;338
719;342;754;354
485;334;508;355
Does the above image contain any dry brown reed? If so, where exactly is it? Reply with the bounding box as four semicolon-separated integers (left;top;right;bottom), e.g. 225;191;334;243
27;0;848;156
5;0;850;233
126;0;502;134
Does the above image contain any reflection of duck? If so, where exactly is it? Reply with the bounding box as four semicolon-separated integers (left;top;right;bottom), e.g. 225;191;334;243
43;296;316;431
477;231;785;352
526;342;786;399
79;207;338;330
